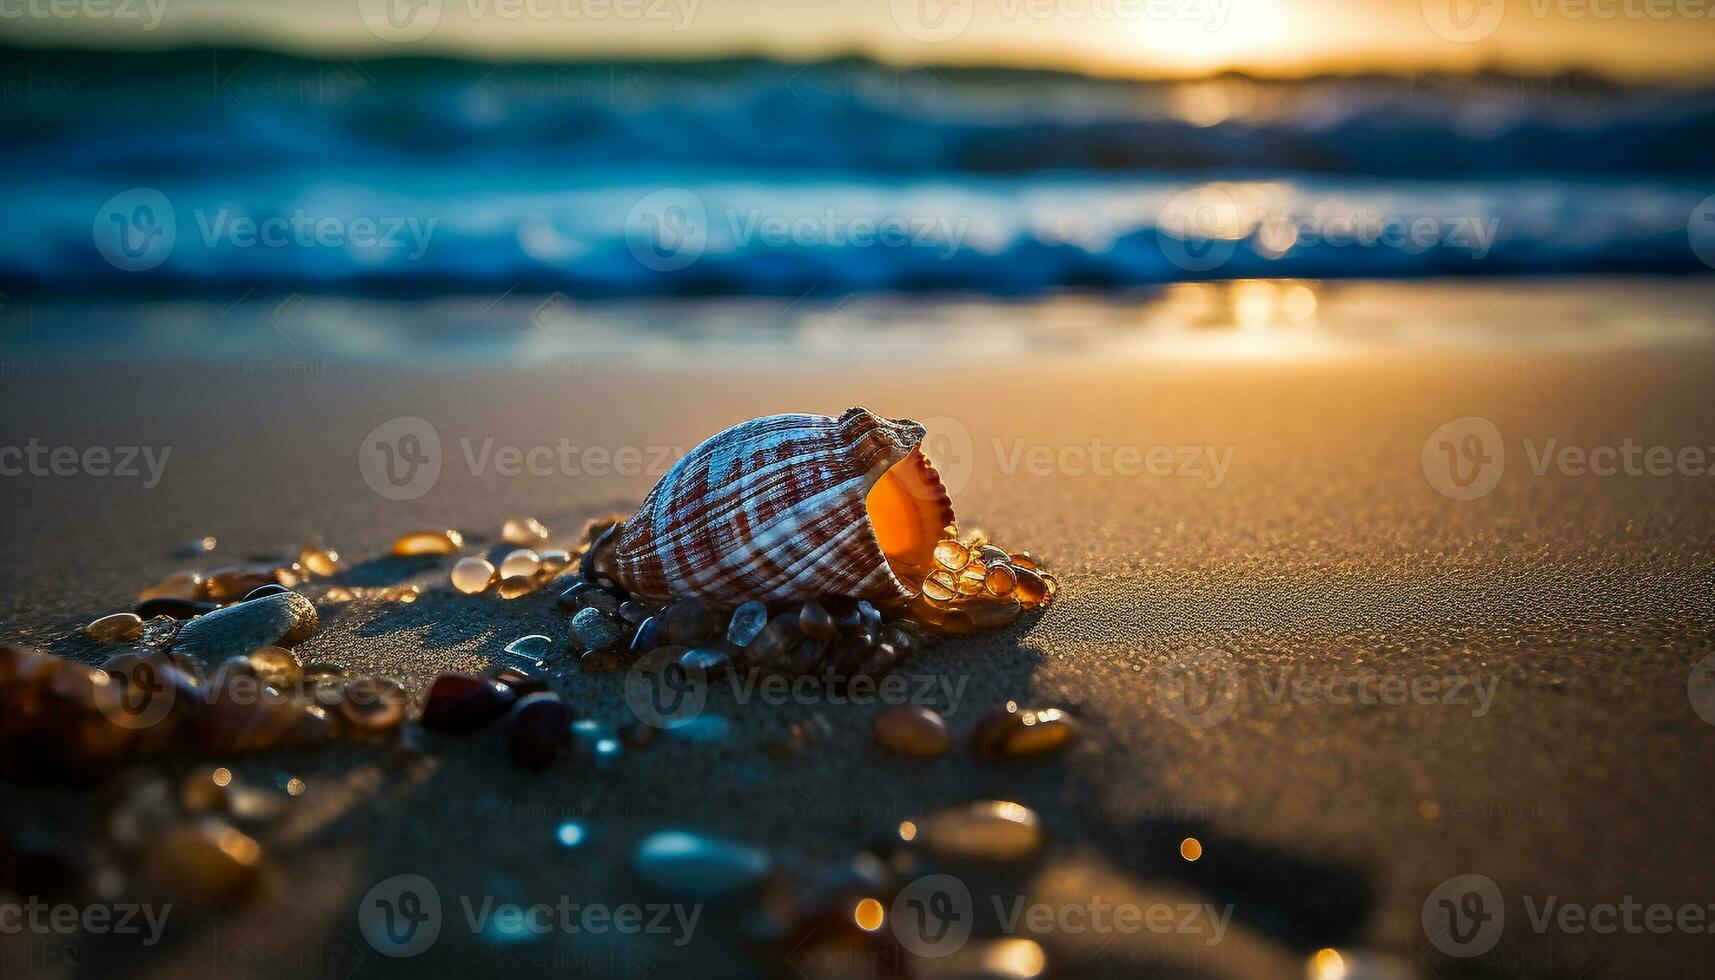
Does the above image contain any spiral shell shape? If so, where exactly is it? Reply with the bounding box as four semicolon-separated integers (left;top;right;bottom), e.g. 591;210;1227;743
609;408;955;605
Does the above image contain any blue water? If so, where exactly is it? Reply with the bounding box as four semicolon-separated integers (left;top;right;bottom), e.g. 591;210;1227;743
4;48;1714;294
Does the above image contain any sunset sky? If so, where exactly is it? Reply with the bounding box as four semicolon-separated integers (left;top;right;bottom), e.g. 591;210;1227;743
7;0;1715;79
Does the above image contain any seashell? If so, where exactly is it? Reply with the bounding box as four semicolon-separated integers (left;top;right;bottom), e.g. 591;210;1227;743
608;408;954;605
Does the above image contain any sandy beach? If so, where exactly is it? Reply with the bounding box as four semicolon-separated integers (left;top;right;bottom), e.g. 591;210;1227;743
3;278;1715;978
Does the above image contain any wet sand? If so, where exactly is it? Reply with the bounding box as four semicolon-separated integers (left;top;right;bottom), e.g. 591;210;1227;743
3;279;1715;978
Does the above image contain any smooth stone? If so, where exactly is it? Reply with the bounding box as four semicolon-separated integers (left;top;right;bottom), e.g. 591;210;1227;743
135;597;217;620
632;830;771;900
909;801;1042;864
85;612;145;642
726;600;769;647
872;705;950;757
618;600;654;626
171;592;318;663
663;599;721;645
247;646;303;690
680;644;736;679
139;570;203;603
420;672;517;733
971;702;1024;756
629;616;666;653
338;676;407;733
856;600;883;631
504;692;571;770
1002;708;1077;757
200;566;281;602
485;663;549;696
797;601;836;640
746;614;800;669
558;581;622;617
142;820;262;905
502;634;557;664
570;607;628;654
241;584;291;603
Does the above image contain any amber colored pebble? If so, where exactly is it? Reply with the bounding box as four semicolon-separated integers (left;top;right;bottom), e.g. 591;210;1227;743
872;705;949;757
450;556;496;594
391;529;464;556
1008;552;1038;571
339;676;406;733
499;549;542;579
538;549;573;573
139;570;203;603
971;701;1024;756
497;575;536;600
933;539;969;571
984;564;1018;598
200;566;280;602
955;564;987;596
502;516;550;545
85;612;144;642
298;539;341;578
142;820;262;905
923;571;958;603
1012;567;1050;607
1005;708;1077;757
323;587;355;603
909;800;1042;864
248;646;302;691
976;545;1012;566
960;599;1023;632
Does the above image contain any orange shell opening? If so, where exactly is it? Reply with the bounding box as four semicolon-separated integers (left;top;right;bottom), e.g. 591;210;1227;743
865;446;955;595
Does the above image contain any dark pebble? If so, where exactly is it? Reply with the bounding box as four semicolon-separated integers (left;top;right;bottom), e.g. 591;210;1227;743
630;616;667;653
971;703;1024;756
747;613;801;668
873;705;949;756
557;581;622;617
485;663;549;696
504;692;571;770
618;600;655;626
420;672;517;733
857;643;900;678
171;592;317;664
663;599;721;645
570;607;628;654
680;644;736;679
726;600;768;647
339;676;407;733
135;597;217;620
797;601;836;640
241;584;292;602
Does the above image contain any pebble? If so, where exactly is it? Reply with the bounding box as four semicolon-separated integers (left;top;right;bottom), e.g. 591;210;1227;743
680;644;736;679
871;705;950;757
451;556;497;594
570;607;629;654
503;692;571;769
420;672;517;733
171;592;318;663
499;549;542;579
663;598;721;645
983;564;1018;598
797;601;836;640
85;613;144;642
138;570;203;603
195;683;317;753
618;600;653;626
971;702;1025;756
142;820;262;905
502;634;556;665
906;801;1042;864
247;646;303;690
933;539;970;570
558;582;621;617
391;529;464;556
497;575;536;599
538;549;573;573
298;539;342;578
629;616;666;653
502;516;550;545
1001;707;1077;757
338;676;407;734
486;663;549;696
242;583;292;602
1012;568;1050;607
139;615;182;649
200;566;282;602
632;830;771;900
726;600;769;647
135;597;217;620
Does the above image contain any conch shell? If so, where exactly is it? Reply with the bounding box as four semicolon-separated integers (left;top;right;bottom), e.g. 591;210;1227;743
606;408;955;605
